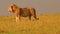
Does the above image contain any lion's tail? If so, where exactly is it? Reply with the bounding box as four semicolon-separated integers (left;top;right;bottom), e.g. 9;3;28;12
33;8;39;20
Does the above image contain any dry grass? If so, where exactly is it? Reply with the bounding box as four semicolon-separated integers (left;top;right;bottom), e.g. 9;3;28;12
0;14;60;34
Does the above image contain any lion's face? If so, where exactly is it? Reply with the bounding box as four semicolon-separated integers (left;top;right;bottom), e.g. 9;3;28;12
8;4;17;13
8;5;13;13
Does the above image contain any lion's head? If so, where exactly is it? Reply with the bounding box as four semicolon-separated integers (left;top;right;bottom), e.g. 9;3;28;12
8;4;18;13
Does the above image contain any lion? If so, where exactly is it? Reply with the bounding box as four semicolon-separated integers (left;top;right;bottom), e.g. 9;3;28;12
8;4;39;22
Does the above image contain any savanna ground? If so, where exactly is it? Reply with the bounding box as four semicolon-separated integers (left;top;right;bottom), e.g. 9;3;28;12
0;14;60;34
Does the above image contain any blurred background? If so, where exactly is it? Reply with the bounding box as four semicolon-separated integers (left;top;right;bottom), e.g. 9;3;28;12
0;0;60;16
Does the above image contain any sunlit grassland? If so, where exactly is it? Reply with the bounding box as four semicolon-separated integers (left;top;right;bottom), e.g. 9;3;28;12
0;14;60;34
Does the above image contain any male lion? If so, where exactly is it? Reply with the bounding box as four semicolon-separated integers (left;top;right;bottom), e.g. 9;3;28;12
8;4;39;22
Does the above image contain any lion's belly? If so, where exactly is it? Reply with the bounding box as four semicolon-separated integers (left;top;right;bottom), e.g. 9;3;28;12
21;14;28;17
21;11;29;17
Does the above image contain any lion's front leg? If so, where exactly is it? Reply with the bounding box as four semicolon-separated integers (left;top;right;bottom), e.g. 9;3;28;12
15;16;20;22
16;17;18;22
14;12;20;22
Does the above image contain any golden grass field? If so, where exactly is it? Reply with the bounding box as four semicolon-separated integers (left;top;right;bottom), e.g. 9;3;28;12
0;14;60;34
